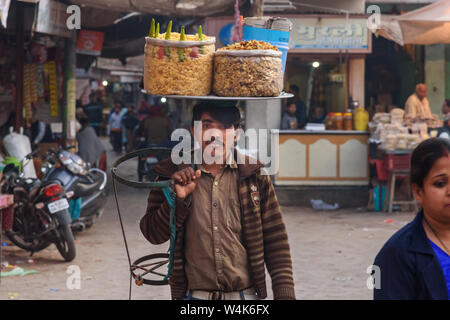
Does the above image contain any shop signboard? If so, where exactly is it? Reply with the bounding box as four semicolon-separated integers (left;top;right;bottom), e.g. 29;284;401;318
288;16;371;53
76;30;104;56
34;0;71;38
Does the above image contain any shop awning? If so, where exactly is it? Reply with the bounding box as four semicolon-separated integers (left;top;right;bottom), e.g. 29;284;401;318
95;55;144;75
375;0;450;45
70;0;240;17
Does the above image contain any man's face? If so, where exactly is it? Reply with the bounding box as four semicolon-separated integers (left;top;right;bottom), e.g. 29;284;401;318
443;103;450;115
416;86;427;100
191;112;235;165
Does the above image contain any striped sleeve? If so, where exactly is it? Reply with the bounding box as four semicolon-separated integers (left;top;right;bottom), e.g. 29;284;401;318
257;173;296;300
140;177;192;245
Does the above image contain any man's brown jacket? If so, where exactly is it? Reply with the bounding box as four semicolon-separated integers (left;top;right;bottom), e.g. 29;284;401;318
140;152;296;300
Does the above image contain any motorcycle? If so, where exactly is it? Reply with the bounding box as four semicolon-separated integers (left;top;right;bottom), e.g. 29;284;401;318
40;146;107;232
1;151;76;261
135;138;176;182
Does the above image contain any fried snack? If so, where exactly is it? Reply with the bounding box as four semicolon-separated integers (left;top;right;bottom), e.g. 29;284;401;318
213;42;282;97
144;34;215;96
219;40;280;51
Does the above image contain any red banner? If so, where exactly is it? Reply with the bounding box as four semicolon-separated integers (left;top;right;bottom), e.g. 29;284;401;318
76;30;104;56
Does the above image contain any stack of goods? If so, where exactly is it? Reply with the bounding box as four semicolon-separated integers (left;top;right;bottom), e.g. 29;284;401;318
389;108;404;125
213;40;283;97
370;109;422;151
144;20;216;96
404;113;442;129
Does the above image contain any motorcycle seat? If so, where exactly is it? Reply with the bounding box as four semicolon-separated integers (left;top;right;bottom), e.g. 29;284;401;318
74;174;103;198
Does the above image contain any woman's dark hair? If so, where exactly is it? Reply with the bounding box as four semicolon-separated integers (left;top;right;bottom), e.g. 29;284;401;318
411;138;450;188
445;99;450;107
191;101;241;128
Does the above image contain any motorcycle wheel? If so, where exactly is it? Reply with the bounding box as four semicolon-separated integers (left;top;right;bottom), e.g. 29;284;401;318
54;224;76;262
5;200;51;252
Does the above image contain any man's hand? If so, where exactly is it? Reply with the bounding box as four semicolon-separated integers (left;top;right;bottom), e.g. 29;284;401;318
171;167;201;199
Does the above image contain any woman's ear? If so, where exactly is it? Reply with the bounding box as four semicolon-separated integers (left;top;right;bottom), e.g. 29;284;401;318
412;183;423;205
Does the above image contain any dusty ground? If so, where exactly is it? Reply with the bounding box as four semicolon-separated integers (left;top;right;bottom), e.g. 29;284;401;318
0;140;416;300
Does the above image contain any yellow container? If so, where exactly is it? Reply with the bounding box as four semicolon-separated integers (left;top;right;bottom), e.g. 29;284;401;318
354;107;369;131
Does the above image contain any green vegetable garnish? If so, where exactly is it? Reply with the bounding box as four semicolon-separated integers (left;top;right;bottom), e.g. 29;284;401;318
198;25;203;40
164;20;173;58
198;25;204;54
149;18;155;38
155;23;160;38
178;26;186;62
165;20;172;40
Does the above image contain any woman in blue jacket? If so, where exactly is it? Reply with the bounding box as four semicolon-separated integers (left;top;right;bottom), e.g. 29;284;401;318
373;138;450;300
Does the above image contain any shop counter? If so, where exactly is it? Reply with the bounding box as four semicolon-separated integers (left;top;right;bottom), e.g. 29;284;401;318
273;130;370;186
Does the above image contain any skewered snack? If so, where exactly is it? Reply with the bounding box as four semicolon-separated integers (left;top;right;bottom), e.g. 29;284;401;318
144;20;215;96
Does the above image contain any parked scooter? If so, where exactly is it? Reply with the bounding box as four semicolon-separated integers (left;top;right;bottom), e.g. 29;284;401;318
0;151;76;261
135;138;176;182
40;146;107;232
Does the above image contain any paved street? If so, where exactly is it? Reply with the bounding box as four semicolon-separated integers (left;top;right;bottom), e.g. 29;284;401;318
0;139;416;300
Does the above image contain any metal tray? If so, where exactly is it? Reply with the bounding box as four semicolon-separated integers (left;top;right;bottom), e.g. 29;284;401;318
141;90;293;100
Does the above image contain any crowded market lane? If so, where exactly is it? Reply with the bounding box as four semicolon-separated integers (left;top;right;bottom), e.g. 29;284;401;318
0;139;415;300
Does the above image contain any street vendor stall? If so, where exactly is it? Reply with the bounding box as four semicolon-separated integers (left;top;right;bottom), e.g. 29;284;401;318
274;129;370;186
367;106;442;212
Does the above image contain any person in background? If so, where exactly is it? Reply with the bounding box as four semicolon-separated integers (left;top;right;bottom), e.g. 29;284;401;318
442;99;450;117
137;95;152;122
29;113;53;148
437;113;450;139
140;105;174;145
373;138;450;300
109;105;123;154
281;99;298;130
289;85;307;129
83;93;104;136
404;83;432;119
310;105;327;124
76;116;105;168
122;105;139;153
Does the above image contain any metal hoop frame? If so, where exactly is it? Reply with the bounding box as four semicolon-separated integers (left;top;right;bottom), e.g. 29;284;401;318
110;147;175;294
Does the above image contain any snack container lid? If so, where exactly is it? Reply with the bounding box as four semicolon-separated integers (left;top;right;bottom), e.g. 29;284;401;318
145;36;216;47
215;49;282;57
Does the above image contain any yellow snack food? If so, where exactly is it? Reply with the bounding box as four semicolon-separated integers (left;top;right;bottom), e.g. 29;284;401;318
143;33;215;96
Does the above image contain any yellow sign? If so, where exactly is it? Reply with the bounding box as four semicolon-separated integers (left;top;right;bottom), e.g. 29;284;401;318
45;61;58;117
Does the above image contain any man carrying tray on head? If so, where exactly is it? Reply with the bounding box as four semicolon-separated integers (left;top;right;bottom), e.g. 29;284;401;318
140;101;296;300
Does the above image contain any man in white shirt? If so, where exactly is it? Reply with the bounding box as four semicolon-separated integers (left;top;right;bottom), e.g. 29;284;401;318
404;83;432;119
